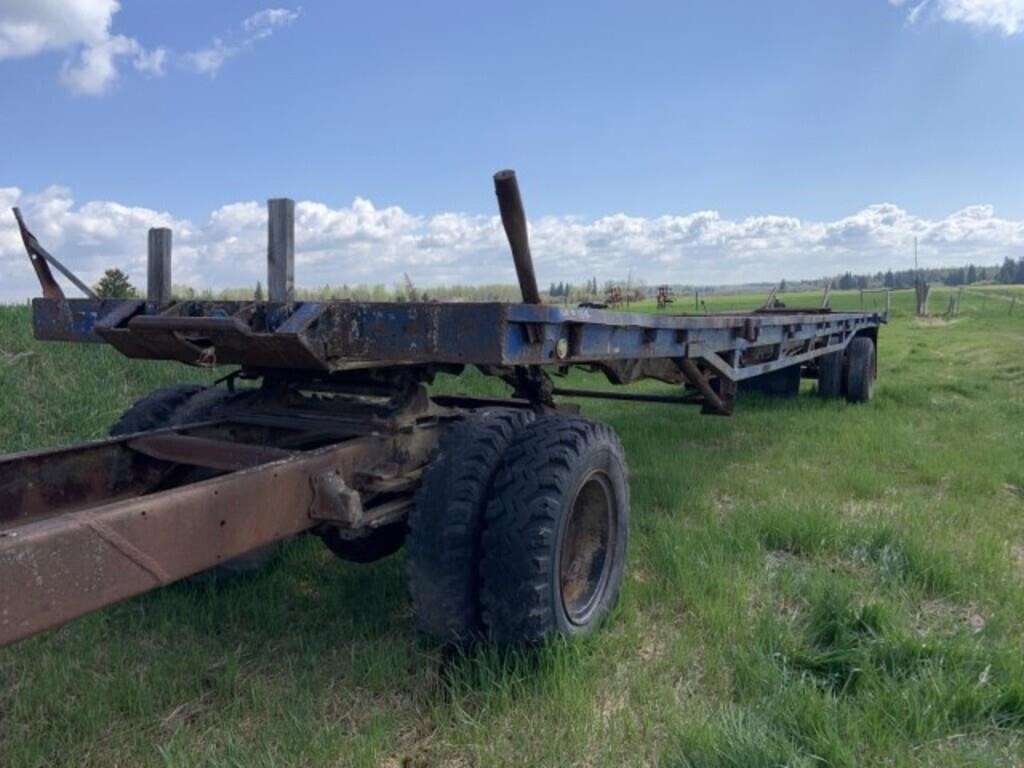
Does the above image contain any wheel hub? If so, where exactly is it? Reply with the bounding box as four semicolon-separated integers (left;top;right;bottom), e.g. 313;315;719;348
559;471;615;626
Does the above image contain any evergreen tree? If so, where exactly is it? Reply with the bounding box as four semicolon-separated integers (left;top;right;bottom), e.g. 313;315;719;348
94;268;137;298
998;257;1016;283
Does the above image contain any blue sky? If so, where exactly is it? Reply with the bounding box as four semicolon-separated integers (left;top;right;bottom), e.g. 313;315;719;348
1;0;1022;298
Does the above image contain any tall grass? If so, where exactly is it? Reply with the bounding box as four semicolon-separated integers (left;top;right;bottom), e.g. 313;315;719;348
1;288;1022;766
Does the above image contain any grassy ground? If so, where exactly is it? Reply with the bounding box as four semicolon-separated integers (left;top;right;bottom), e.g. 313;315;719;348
1;288;1022;767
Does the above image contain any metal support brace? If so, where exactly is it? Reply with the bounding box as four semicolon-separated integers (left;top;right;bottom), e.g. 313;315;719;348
12;207;97;299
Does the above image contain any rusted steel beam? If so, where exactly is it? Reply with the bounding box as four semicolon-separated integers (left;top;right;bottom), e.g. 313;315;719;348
678;359;731;415
33;298;884;376
0;427;441;648
12;207;97;299
147;228;172;305
552;387;704;406
268;198;295;303
493;170;541;305
126;434;295;471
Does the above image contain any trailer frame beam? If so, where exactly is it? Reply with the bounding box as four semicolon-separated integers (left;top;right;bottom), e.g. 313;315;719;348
0;422;442;647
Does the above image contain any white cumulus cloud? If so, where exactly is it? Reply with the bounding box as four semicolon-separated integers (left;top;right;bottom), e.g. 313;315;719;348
0;1;300;93
0;0;117;59
1;186;1023;301
0;0;166;94
892;0;1024;34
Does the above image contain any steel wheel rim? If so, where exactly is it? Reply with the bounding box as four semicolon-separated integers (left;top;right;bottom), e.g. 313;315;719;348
559;470;615;626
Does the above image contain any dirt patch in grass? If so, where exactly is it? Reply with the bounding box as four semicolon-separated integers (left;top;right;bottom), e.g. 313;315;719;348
1012;545;1024;578
912;317;961;329
709;492;736;520
840;498;898;519
914;599;986;637
1002;483;1024;500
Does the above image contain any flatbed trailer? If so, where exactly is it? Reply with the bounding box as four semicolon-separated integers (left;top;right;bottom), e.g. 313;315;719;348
0;171;884;648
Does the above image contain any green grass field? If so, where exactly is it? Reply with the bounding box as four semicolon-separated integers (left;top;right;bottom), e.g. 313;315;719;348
1;287;1022;767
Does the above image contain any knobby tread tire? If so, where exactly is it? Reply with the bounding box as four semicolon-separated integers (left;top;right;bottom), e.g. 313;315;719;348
109;385;205;436
479;415;629;644
406;408;535;644
845;336;876;404
818;351;843;398
167;386;255;427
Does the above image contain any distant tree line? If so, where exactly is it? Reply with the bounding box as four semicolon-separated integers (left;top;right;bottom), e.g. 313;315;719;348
549;277;599;298
170;282;526;302
830;259;1024;291
90;258;1024;303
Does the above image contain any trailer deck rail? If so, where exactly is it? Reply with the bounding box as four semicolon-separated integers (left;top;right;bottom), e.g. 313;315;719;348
33;296;882;379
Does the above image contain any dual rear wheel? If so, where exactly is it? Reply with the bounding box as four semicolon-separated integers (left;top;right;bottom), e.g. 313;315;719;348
407;410;630;646
818;336;876;403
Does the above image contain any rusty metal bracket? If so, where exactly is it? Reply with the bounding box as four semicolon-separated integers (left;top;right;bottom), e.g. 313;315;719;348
677;359;732;416
12;208;98;300
309;471;364;525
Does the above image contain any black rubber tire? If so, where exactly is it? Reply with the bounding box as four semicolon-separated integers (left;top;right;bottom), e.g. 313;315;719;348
739;365;801;398
320;522;407;564
406;409;535;644
845;336;876;404
817;351;843;398
167;386;255;427
110;385;205;436
480;415;629;644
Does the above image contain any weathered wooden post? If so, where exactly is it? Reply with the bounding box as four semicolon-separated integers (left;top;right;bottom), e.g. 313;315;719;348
268;198;295;302
147;228;172;304
914;280;930;317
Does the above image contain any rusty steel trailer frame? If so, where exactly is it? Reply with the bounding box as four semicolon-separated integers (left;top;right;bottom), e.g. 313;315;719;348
0;170;885;648
0;389;448;647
